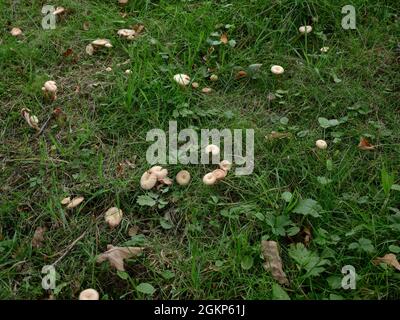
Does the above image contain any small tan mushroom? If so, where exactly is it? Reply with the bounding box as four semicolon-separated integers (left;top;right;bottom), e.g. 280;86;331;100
299;25;312;34
191;82;199;89
316;139;327;150
104;207;123;228
41;80;57;100
105;67;112;72
118;0;129;4
149;166;168;180
212;169;227;181
66;196;85;209
10;27;22;37
271;65;284;75
21;108;40;130
92;39;113;48
203;172;217;185
53;7;65;15
204;144;220;156
117;29;136;40
79;289;99;300
320;46;329;53
61;197;71;205
125;69;132;74
140;171;157;190
219;160;232;171
176;170;191;186
173;74;191;86
201;87;212;93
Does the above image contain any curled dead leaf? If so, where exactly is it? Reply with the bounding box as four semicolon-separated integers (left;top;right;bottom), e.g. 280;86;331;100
261;240;289;285
358;137;375;151
235;70;247;79
373;253;400;271
32;226;47;248
21;108;40;131
97;245;144;271
66;196;84;209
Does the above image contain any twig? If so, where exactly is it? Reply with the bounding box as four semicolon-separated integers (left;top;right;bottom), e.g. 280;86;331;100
52;231;87;266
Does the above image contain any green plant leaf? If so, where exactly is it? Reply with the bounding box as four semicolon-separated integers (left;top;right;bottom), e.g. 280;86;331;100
136;283;156;295
240;255;254;270
137;195;156;207
293;199;322;217
272;283;290;300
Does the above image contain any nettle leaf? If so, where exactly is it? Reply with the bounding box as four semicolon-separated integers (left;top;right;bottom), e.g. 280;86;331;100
160;217;173;230
288;243;330;277
348;238;375;253
137;195;156;207
293;199;322;217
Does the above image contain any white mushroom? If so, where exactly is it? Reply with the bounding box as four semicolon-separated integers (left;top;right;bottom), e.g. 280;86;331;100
191;82;199;89
149;166;168;180
105;67;112;72
173;74;191;86
203;172;217;185
212;169;227;181
125;69;132;74
10;27;22;37
92;39;113;48
41;80;57;100
176;170;191;186
219;160;232;171
21;108;40;130
53;7;65;15
316;139;328;150
299;25;313;34
79;289;99;300
104;207;123;228
271;65;284;75
117;29;136;40
118;0;129;4
320;46;330;53
204;144;220;156
66;196;85;209
140;171;157;190
201;87;212;93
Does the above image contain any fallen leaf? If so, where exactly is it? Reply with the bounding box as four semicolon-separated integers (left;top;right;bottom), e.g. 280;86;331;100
128;226;139;237
303;226;312;246
373;253;400;271
358;137;375;151
66;196;84;209
235;70;247;79
261;240;289;285
21;108;40;131
63;48;73;57
265;131;291;140
32;226;47;248
60;196;71;205
220;33;228;44
97;245;144;271
133;24;145;35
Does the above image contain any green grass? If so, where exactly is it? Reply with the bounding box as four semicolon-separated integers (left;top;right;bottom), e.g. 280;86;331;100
1;0;400;300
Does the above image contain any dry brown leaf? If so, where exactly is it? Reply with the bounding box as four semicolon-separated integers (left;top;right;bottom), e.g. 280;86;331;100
128;226;139;237
61;197;71;205
32;226;47;248
96;245;144;271
303;226;312;246
220;33;228;44
235;70;247;79
66;196;84;209
373;254;400;271
261;240;289;285
83;21;90;31
358;137;375;151
265;131;292;140
133;24;145;34
63;48;73;57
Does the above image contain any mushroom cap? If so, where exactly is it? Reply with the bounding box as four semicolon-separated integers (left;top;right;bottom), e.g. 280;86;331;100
105;67;112;72
10;27;22;36
299;25;313;34
316;139;328;150
176;170;191;186
201;87;212;93
204;144;220;156
173;74;191;86
203;172;217;185
149;166;168;179
43;80;57;93
104;207;123;227
219;160;232;171
271;65;284;75
191;82;199;89
320;46;329;53
53;7;65;15
119;0;129;3
79;288;99;300
212;169;227;181
125;69;132;74
210;74;218;81
117;29;136;39
92;39;113;47
140;171;157;190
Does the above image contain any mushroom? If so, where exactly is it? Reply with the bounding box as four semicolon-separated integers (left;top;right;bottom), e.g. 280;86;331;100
271;65;284;75
118;0;129;4
191;82;199;89
140;171;157;190
61;197;71;205
176;170;191;186
173;74;191;86
53;7;65;15
125;69;132;74
210;74;218;82
41;80;57;100
149;166;168;179
203;172;217;185
21;108;40;130
105;67;112;72
86;39;112;56
212;169;227;181
320;46;329;53
204;144;220;156
201;87;212;93
299;25;313;34
104;207;123;228
79;289;99;300
10;27;22;37
316;139;327;150
117;29;136;40
219;160;232;171
66;196;84;209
